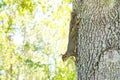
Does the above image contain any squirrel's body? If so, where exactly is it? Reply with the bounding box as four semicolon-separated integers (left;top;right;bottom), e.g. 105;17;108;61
62;10;80;61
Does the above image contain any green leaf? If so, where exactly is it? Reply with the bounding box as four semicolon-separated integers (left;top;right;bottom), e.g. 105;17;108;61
25;59;34;67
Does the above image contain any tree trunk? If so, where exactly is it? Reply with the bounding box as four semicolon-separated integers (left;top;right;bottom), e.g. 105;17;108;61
73;0;120;80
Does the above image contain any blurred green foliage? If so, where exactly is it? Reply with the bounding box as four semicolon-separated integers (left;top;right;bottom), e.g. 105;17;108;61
0;0;76;80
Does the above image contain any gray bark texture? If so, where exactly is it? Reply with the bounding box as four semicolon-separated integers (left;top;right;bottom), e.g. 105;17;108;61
73;0;120;80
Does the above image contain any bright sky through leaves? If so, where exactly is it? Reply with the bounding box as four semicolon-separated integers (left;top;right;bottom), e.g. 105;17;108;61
0;0;76;80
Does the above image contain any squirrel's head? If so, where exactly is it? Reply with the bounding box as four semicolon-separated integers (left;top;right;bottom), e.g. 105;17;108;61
62;53;68;62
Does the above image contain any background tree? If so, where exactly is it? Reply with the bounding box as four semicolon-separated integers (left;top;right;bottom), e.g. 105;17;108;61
73;0;120;80
0;0;76;80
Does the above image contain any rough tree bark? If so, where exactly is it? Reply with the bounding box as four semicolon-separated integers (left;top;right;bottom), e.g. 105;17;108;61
73;0;120;80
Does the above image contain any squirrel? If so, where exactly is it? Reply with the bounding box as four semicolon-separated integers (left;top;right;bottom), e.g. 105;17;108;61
62;10;80;61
